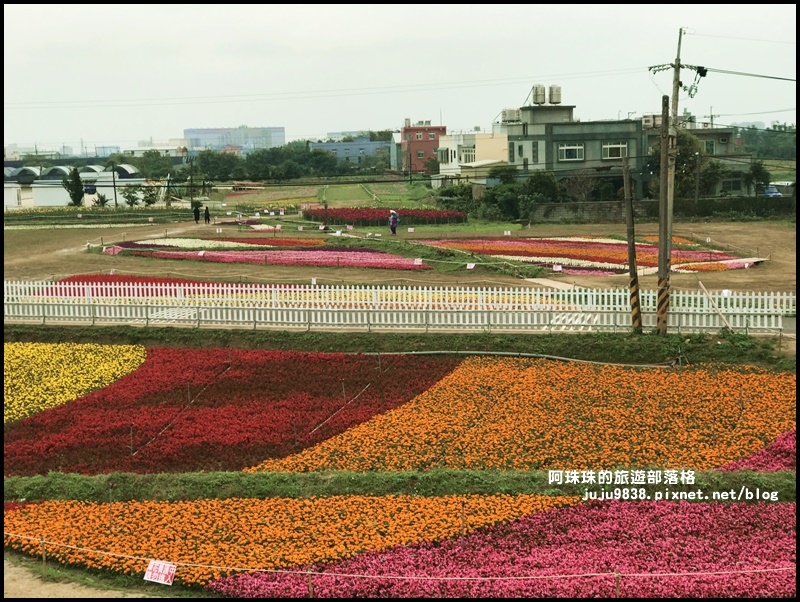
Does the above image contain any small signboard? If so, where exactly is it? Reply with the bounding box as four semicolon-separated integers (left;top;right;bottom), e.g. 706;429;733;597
148;217;154;222
227;211;232;216
319;225;325;230
504;230;511;236
269;211;275;216
77;214;82;218
334;230;342;236
198;251;206;257
466;263;475;270
298;226;304;231
346;225;353;230
553;264;562;272
408;227;414;233
311;278;317;285
144;559;176;586
275;224;282;230
413;258;423;266
254;212;260;217
374;233;381;237
279;210;284;216
216;228;222;233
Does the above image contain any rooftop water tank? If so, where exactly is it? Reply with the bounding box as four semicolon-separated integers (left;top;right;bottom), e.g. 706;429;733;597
548;85;562;104
532;85;546;105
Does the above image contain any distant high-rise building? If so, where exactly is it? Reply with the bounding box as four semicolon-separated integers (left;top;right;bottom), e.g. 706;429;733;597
183;125;285;153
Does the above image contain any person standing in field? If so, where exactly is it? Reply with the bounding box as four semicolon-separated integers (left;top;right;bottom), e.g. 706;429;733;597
193;205;200;224
389;210;399;235
204;206;211;224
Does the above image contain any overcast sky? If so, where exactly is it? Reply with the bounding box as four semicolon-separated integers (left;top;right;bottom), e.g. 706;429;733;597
4;4;796;152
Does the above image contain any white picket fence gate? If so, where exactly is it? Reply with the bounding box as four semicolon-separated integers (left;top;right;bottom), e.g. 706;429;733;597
3;280;795;334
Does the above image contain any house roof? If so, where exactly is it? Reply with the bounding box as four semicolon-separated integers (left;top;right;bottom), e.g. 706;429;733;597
459;159;506;168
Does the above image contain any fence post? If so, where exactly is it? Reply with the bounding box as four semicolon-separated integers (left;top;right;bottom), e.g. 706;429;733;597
615;571;620;598
307;571;314;598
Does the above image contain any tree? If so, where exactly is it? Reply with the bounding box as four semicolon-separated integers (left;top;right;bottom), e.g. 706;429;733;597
137;150;174;179
141;186;159;206
424;157;440;176
488;165;519;185
522;171;560;202
120;184;142;207
61;168;85;206
745;160;771;196
559;169;602;202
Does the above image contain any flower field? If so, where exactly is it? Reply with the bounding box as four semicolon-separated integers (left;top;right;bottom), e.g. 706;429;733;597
101;236;432;270
3;346;462;475
3;342;796;597
302;207;468;226
416;237;752;275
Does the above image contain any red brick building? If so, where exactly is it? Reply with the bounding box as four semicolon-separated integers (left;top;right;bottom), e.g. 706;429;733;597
400;119;446;173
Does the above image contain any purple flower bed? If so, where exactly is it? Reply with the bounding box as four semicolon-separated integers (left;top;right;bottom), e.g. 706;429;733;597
128;248;432;270
718;430;796;472
207;500;796;598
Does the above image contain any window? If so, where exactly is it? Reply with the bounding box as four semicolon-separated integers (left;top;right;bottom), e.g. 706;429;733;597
705;140;715;155
416;132;423;140
558;143;584;161
518;144;524;157
429;132;436;140
508;143;515;163
359;148;365;156
330;150;337;156
462;148;475;163
437;148;449;164
417;150;425;158
721;179;742;193
405;134;410;140
523;158;529;170
602;141;628;159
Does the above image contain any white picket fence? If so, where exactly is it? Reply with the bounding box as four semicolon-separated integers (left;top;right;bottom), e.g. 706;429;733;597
3;280;795;334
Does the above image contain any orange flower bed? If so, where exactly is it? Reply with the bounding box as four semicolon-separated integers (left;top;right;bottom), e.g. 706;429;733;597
248;358;796;473
3;494;578;587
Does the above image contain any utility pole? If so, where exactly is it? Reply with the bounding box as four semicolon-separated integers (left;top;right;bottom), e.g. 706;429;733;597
694;151;701;205
657;95;671;336
110;161;118;208
623;156;642;334
654;26;685;336
704;107;721;128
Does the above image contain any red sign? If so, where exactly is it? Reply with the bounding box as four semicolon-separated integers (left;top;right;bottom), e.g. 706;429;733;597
144;559;176;585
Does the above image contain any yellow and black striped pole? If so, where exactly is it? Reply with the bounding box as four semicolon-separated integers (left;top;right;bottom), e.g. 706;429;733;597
656;95;672;335
623;157;642;333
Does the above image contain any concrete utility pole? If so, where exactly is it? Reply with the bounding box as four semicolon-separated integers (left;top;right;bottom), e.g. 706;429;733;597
110;161;118;208
623;156;642;334
655;27;686;336
704;106;721;128
657;95;671;336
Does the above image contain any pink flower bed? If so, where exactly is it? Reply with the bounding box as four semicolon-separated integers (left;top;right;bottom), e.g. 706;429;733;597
207;500;796;598
718;430;796;472
128;249;432;270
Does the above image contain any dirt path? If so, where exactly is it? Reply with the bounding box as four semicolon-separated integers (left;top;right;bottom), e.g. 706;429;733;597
4;558;161;598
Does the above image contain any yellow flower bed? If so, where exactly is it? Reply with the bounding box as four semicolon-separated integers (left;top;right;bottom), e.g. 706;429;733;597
248;358;796;473
3;494;578;586
3;343;146;423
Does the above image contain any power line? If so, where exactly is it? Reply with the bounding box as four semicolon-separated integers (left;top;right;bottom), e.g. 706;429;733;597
3;68;648;110
689;32;796;45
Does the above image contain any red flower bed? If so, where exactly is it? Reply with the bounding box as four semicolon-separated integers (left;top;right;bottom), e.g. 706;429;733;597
3;349;462;476
303;207;467;226
718;430;796;472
